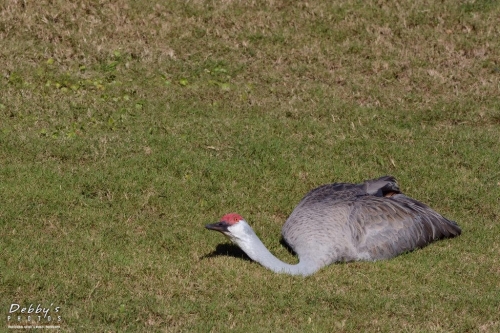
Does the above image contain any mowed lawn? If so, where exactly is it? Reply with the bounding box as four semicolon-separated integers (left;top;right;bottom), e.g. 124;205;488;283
1;0;499;332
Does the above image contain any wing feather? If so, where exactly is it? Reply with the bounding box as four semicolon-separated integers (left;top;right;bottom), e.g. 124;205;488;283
350;194;461;260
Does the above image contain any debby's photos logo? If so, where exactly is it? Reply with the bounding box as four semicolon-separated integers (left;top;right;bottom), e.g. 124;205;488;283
6;303;62;329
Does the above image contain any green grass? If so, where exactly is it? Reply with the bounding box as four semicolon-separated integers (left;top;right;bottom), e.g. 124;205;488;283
1;0;499;331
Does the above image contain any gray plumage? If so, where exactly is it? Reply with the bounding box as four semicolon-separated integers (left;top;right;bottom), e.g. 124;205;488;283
206;176;461;276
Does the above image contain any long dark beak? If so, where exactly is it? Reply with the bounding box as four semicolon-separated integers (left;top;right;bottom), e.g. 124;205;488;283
205;221;230;233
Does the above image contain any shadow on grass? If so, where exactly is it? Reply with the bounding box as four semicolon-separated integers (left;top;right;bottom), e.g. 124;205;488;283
201;243;253;262
280;238;297;256
202;238;298;262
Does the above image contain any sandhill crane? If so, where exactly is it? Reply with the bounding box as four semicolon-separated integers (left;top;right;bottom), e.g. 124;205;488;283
205;176;461;276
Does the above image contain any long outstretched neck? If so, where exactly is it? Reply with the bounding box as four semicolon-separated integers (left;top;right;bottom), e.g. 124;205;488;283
228;221;321;276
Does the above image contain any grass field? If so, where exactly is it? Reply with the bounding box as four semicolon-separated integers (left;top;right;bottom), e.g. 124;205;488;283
1;0;499;331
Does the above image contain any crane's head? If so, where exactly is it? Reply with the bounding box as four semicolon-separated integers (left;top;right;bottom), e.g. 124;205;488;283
206;213;259;257
205;213;245;236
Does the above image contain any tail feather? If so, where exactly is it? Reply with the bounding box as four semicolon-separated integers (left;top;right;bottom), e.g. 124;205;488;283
438;218;461;238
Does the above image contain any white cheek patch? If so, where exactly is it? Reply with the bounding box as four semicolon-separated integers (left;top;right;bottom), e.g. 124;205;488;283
226;221;249;243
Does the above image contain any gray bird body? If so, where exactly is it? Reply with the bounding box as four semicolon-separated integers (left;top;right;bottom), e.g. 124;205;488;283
282;176;460;268
207;176;461;276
